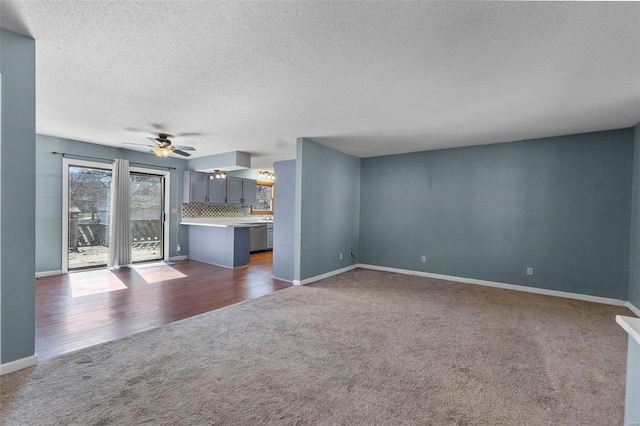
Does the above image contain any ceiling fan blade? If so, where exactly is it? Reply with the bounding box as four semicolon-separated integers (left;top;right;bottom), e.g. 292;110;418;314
147;137;160;142
172;149;192;157
150;125;176;136
175;132;203;137
151;123;167;131
124;142;155;147
172;145;196;151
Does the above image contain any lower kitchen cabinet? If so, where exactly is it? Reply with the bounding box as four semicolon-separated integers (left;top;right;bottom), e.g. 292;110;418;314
266;224;273;250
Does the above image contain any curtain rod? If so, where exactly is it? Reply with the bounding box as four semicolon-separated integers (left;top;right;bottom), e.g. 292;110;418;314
51;152;177;170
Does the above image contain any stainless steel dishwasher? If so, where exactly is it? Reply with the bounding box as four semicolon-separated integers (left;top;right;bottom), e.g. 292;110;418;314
250;224;267;252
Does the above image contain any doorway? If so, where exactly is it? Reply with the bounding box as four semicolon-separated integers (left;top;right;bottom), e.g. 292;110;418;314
130;172;165;263
62;159;169;272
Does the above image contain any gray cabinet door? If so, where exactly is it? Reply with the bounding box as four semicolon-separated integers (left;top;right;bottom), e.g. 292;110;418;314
183;171;208;203
226;177;243;204
266;228;273;249
242;179;257;205
208;175;227;203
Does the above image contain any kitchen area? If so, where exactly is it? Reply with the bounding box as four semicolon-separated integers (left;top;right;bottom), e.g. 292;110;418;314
180;169;275;269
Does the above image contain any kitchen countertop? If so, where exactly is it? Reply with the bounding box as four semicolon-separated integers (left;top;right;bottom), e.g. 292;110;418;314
181;217;273;228
617;315;640;346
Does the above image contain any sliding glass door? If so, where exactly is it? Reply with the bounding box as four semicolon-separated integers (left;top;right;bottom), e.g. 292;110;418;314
65;161;167;271
67;165;113;270
130;172;164;263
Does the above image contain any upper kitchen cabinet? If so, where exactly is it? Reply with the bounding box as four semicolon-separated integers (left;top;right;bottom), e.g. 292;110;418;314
227;177;257;204
208;175;227;203
183;171;208;203
183;172;257;205
242;179;257;205
226;177;243;204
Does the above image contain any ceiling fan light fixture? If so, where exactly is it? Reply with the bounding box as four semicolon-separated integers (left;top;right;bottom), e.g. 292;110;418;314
124;131;196;157
154;146;172;157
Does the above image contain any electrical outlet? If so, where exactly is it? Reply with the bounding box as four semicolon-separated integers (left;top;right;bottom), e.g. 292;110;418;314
177;244;182;252
339;253;343;260
526;267;534;276
421;256;426;263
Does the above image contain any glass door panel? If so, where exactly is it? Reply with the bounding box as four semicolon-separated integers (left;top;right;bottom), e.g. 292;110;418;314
130;173;164;263
68;166;112;270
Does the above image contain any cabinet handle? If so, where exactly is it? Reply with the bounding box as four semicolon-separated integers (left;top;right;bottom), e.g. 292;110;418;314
241;198;245;204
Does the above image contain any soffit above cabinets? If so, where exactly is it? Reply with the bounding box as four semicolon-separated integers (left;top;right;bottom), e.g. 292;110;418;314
188;151;251;173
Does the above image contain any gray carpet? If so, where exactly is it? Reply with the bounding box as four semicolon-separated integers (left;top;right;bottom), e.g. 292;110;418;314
1;269;632;425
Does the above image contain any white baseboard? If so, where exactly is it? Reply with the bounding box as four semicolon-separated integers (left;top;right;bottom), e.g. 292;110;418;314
625;301;640;317
169;255;188;261
293;265;356;286
0;354;38;376
356;264;628;307
35;270;62;278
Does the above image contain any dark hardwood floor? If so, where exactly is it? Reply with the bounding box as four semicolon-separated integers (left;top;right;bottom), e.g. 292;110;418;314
35;251;291;360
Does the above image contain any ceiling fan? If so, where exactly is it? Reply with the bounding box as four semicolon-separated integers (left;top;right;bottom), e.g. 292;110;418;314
124;133;196;157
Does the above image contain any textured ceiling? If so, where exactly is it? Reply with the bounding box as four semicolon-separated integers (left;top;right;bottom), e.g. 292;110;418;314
1;1;639;169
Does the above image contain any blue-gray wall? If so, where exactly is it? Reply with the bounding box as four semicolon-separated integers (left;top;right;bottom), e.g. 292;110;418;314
629;123;640;309
359;129;634;300
0;29;36;364
273;160;295;281
36;135;190;273
295;138;360;281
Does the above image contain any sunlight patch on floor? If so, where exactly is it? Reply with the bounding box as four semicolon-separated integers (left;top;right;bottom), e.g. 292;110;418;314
134;265;186;284
70;270;127;297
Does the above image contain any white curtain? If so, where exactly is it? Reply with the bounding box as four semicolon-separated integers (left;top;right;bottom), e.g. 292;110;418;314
108;159;131;268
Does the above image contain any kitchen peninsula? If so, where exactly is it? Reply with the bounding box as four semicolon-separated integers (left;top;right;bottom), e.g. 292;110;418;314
181;218;273;268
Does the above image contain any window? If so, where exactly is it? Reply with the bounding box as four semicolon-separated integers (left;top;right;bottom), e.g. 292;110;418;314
251;181;274;214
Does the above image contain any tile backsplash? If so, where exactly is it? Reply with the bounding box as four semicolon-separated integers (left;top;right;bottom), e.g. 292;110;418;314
182;203;273;218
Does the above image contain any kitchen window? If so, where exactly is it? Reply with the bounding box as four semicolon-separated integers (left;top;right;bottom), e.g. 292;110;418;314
251;181;274;215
